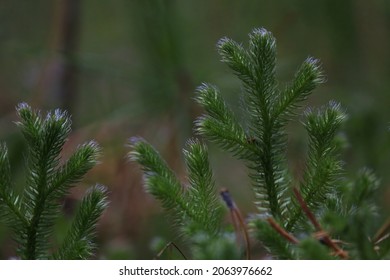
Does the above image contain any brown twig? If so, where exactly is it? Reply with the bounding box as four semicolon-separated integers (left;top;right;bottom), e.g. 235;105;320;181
154;241;187;260
292;187;321;230
373;217;390;244
293;187;348;259
220;188;251;260
267;217;299;244
232;207;251;260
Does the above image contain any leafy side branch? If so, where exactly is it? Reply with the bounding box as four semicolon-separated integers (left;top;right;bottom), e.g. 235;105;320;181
129;138;223;236
129;138;238;259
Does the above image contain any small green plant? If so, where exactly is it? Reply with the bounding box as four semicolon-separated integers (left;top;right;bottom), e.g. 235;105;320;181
0;103;108;259
129;28;390;259
129;138;240;259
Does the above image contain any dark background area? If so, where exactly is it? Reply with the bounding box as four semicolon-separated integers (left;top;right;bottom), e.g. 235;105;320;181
1;0;390;259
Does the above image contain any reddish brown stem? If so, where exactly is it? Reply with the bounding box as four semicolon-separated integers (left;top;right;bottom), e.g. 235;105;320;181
267;217;299;244
373;217;390;244
292;187;321;231
220;188;251;260
231;207;251;260
293;187;348;259
154;242;187;260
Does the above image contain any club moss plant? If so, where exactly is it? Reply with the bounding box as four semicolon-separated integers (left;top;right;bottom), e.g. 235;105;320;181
0;103;108;259
129;28;390;260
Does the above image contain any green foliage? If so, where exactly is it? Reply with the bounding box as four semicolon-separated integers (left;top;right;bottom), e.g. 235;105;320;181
129;138;223;236
196;29;325;220
286;102;346;231
130;27;390;260
53;185;108;260
297;238;335;260
0;103;108;259
323;169;384;259
251;218;296;260
129;137;237;259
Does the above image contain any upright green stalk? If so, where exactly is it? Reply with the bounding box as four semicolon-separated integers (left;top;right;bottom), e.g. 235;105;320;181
0;103;108;259
130;27;389;260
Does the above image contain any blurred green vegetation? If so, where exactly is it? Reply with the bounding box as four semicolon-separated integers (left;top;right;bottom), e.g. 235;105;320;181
1;0;390;259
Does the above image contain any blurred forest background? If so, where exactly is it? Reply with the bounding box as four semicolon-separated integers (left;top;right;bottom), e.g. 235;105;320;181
1;0;390;259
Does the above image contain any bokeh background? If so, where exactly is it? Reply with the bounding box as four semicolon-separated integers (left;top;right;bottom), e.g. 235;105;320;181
1;0;390;259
